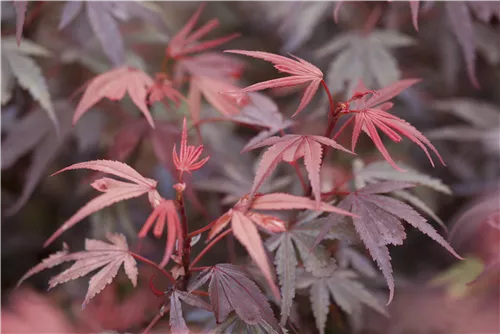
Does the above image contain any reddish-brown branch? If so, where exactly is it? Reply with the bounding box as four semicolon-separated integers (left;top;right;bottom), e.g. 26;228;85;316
190;266;210;271
130;252;176;284
191;290;209;297
141;306;169;334
177;191;191;291
190;229;232;269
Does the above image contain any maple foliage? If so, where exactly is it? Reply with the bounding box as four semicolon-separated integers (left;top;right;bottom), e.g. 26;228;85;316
296;269;388;334
73;66;156;128
172;117;210;178
224;50;324;117
245;134;353;207
1;38;57;129
316;181;462;304
206;192;355;301
18;233;138;308
167;3;239;59
188;264;282;333
335;79;444;171
4;2;499;333
139;197;182;269
44;160;158;247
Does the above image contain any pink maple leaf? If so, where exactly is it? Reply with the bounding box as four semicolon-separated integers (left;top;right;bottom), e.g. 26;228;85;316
138;197;183;268
167;3;239;59
172;117;210;178
147;73;185;107
18;233;138;309
336;79;444;171
173;52;245;82
44;160;158;247
207;193;356;300
188;75;248;123
245;134;353;207
74;66;155;128
224;50;324;117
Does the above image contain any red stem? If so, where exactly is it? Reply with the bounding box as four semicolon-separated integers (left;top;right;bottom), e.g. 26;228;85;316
177;191;191;290
190;266;211;271
130;252;176;284
191;290;209;297
303;80;340;199
190;229;232;269
187;219;217;239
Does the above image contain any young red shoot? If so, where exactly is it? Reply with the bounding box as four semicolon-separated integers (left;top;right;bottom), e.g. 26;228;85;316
167;3;240;59
172;117;210;179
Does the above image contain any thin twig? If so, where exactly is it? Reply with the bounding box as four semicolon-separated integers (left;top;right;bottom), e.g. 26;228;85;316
141;306;169;334
186;219;217;239
130;252;176;284
190;229;232;269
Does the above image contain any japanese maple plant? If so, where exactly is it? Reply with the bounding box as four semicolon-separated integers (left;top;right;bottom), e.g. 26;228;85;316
7;2;475;334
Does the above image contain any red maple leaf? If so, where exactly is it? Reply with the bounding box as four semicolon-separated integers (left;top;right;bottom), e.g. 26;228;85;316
224;50;324;117
147;73;184;107
206;193;356;300
74;66;155;128
245;134;352;207
167;3;239;59
336;79;444;171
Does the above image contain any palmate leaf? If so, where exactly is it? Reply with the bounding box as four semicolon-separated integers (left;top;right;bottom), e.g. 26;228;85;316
443;2;500;88
225;50;324;117
169;289;212;334
315;30;414;97
1;101;76;216
73;66;156;128
337;79;444;171
188;264;282;333
296;269;388;334
207;193;355;303
266;224;340;325
355;159;452;231
44;160;158;247
58;1;167;66
245;134;352;207
231;93;295;151
211;312;286;334
1;38;56;129
316;181;462;304
427;99;500;154
18;233;138;309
